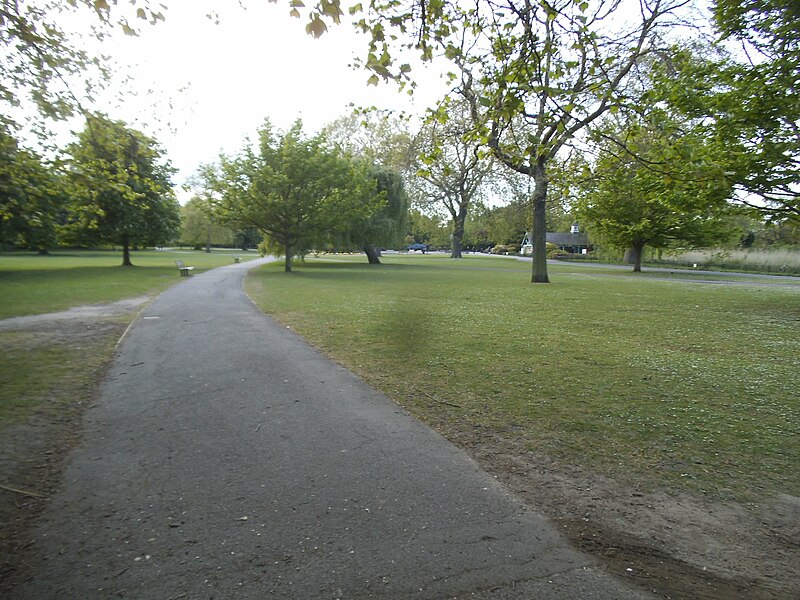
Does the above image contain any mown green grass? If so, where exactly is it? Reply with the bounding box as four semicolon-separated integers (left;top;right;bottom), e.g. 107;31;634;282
0;249;256;318
246;254;800;500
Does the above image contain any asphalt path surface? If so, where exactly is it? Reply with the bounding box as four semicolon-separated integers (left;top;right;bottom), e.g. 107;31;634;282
11;259;652;599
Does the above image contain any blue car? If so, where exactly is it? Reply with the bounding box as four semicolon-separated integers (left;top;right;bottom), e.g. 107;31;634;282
407;243;428;252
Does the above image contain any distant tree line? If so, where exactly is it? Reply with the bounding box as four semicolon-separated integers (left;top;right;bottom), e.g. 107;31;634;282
2;1;798;278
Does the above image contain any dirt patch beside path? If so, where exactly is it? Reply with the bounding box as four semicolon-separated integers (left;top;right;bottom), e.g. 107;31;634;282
440;424;800;599
0;296;149;331
0;303;141;591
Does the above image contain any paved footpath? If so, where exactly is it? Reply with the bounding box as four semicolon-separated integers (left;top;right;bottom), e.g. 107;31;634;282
10;259;652;599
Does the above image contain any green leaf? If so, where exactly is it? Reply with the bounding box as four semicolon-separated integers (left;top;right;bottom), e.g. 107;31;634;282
367;74;380;86
305;16;327;38
444;44;461;60
320;0;343;22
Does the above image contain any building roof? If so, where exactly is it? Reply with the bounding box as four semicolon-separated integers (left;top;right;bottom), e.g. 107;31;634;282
546;232;589;246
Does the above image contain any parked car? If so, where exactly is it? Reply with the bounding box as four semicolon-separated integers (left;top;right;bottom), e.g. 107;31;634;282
407;243;428;253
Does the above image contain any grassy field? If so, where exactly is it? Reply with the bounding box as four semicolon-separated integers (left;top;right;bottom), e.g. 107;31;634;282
246;254;800;500
0;248;256;319
3;250;798;501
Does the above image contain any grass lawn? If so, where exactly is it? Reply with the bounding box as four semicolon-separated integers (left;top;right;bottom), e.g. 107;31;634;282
0;248;257;319
246;254;800;501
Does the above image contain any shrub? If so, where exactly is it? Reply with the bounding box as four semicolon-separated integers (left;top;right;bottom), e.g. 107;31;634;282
547;248;569;259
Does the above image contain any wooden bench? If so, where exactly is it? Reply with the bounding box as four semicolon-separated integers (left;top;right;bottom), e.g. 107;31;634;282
175;259;194;276
232;255;241;263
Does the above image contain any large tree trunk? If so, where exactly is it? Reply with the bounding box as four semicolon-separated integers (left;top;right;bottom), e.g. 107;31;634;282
450;205;469;258
451;209;466;259
631;242;645;272
363;245;381;264
623;247;635;264
284;242;293;272
121;235;133;267
531;161;549;283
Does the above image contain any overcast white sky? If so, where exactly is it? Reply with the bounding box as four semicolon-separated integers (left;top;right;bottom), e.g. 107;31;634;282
68;1;450;200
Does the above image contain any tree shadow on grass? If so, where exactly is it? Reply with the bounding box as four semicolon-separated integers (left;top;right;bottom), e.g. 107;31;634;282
368;296;439;357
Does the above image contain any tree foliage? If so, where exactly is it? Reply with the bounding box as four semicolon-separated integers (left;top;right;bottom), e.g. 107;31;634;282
413;99;493;258
0;125;64;251
1;0;166;130
659;1;800;220
65;114;180;265
713;0;800;62
576;114;735;271
322;112;416;173
178;196;234;250
199;119;386;272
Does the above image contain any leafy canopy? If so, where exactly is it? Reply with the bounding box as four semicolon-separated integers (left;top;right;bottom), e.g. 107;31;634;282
576;113;735;271
65;114;180;265
199;119;386;272
0;125;64;251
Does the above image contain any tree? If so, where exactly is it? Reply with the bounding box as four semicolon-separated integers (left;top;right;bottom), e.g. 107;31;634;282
357;165;409;263
658;1;800;220
482;201;529;249
65;114;180;265
232;227;262;251
461;208;491;251
576;115;734;272
406;208;449;247
322;113;412;263
179;196;234;250
200;119;385;272
282;0;696;283
460;0;697;281
322;112;416;174
319;162;408;264
413;100;493;258
0;125;63;252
